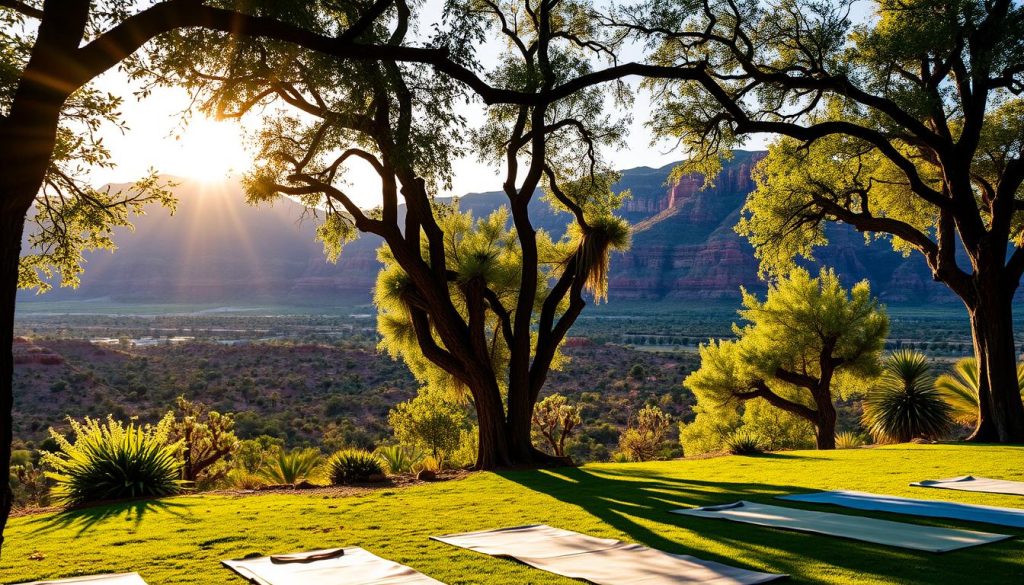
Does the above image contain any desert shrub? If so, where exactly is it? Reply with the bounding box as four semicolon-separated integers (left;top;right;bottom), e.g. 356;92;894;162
618;405;671;462
10;458;50;509
327;449;385;484
225;469;269;490
388;390;467;464
680;399;813;457
610;452;631;463
835;432;867;449
448;427;479;469
233;435;284;474
531;394;582;458
43;414;182;506
258;448;322;485
374;445;424;474
862;350;953;443
725;430;763;455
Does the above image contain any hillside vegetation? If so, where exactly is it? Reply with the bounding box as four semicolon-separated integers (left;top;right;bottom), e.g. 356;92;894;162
3;444;1022;584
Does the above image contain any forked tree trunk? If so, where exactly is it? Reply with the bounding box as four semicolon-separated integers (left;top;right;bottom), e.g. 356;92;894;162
0;208;26;555
473;382;565;469
966;284;1024;443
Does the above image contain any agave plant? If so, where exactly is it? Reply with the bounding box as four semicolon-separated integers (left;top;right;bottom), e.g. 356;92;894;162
374;445;424;474
258;448;322;485
327;449;386;484
724;430;763;455
862;350;952;443
42;414;183;506
935;358;1024;426
834;431;868;449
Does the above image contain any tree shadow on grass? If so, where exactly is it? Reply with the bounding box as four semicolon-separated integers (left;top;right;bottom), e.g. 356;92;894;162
498;466;1024;585
25;498;190;537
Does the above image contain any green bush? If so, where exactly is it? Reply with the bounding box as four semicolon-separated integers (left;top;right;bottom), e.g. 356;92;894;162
327;449;385;484
835;432;867;449
43;414;182;506
862;350;953;443
374;445;424;474
725;430;763;455
258;448;322;485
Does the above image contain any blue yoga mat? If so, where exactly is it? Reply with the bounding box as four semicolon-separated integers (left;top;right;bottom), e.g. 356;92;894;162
779;490;1024;529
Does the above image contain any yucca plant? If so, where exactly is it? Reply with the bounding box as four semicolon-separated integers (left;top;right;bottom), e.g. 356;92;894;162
835;431;868;449
374;445;424;474
935;358;1024;426
258;448;322;485
327;449;385;484
42;414;183;506
725;429;763;455
862;350;953;443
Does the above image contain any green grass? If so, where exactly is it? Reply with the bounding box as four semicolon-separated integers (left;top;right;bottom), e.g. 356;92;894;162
3;444;1023;584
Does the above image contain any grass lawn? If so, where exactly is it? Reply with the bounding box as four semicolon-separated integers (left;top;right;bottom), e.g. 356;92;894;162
3;444;1023;584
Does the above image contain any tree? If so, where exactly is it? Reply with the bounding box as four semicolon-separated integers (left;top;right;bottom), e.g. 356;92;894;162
936;357;1024;427
685;269;888;449
171;396;237;484
617;404;671;461
166;0;633;469
628;0;1024;442
531;393;582;458
388;390;467;464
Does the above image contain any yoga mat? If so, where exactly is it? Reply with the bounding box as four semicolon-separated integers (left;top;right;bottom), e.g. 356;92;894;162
778;490;1024;528
223;547;443;585
912;475;1024;496
671;501;1011;553
432;524;786;584
14;575;147;585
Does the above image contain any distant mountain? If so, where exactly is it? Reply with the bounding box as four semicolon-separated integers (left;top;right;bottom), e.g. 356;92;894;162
20;151;957;306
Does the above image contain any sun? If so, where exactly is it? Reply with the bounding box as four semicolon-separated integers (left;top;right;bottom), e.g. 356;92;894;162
167;116;252;182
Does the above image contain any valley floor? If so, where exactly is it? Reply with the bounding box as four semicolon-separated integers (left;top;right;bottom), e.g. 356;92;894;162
3;444;1023;584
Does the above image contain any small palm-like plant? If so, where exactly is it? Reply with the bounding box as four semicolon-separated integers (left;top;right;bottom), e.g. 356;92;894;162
374;445;424;474
327;449;385;484
835;432;868;449
42;414;183;506
862;350;952;443
725;430;763;455
258;448;322;485
936;358;1024;426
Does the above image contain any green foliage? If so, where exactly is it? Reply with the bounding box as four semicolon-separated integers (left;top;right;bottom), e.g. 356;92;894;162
171;396;237;485
374;445;425;475
326;449;385;484
232;436;284;474
617;405;671;462
862;350;952;443
531;394;582;457
42;414;182;506
835;432;868;450
258;448;322;485
680;395;814;457
388;390;468;464
936;357;1024;427
684;268;887;447
724;430;763;455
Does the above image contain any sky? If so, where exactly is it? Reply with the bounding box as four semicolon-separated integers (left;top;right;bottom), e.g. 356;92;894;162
85;1;762;208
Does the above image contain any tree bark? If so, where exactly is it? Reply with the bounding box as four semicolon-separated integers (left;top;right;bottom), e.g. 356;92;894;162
0;206;27;556
966;284;1024;442
814;404;837;450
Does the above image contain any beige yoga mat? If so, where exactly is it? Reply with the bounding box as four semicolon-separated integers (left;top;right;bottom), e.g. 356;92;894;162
671;501;1010;553
912;475;1024;496
432;524;786;584
14;575;147;585
222;547;443;585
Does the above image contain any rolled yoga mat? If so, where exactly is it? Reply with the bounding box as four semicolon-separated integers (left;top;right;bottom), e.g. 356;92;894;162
432;524;786;584
912;475;1024;496
778;490;1024;528
671;501;1011;553
223;547;444;585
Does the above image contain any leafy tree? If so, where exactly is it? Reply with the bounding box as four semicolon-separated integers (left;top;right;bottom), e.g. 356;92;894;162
618;405;671;461
862;349;953;443
936;357;1024;427
630;0;1024;442
171;396;237;484
685;269;888;449
680;391;814;456
170;0;632;469
388;391;467;465
531;393;582;458
0;0;477;549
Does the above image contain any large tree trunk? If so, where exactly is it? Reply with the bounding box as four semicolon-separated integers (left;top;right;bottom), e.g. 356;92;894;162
814;391;837;450
966;285;1024;442
0;207;26;556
